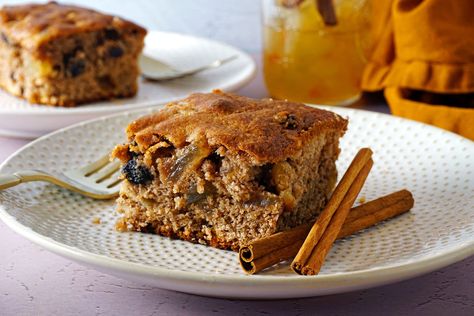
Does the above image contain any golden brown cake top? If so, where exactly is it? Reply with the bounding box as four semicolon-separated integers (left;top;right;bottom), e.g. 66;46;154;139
0;1;146;49
125;90;348;163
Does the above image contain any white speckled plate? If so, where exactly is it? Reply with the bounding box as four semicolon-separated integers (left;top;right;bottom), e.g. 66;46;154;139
0;106;473;299
0;31;256;138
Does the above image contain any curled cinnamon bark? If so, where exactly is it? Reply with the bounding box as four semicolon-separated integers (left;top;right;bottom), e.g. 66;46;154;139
292;149;373;275
239;189;414;274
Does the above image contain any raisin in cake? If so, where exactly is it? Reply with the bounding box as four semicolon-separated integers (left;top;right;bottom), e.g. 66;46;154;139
0;2;146;106
112;91;348;250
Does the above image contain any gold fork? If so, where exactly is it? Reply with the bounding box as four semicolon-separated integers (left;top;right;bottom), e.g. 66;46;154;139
0;155;122;199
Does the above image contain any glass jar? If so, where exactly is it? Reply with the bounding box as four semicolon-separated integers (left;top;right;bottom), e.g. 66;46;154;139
262;0;372;105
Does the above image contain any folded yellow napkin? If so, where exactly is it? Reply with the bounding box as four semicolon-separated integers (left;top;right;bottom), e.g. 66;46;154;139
362;0;474;140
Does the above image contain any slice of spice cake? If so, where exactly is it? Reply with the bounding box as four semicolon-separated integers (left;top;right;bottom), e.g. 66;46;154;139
0;2;146;106
112;90;348;250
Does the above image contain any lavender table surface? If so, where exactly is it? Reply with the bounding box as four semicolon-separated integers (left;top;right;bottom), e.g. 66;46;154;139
0;1;473;315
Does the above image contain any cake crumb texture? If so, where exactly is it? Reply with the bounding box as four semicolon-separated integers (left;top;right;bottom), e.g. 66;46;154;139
112;91;348;250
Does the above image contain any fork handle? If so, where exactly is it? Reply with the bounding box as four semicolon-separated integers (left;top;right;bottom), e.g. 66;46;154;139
0;171;51;191
0;174;22;190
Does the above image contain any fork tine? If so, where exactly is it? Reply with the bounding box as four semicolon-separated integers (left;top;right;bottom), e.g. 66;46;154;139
79;155;111;176
99;168;122;186
91;160;121;183
104;176;123;189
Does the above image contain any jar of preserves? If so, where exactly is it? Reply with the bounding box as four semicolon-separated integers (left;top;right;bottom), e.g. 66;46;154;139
262;0;372;105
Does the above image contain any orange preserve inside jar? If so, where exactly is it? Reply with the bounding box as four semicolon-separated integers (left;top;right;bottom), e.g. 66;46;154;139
262;0;372;105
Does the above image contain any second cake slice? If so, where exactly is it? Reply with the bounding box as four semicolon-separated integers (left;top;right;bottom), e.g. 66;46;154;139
112;90;348;250
0;2;146;106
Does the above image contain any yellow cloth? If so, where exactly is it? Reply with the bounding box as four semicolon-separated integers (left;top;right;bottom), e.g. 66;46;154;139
385;88;474;139
362;0;474;140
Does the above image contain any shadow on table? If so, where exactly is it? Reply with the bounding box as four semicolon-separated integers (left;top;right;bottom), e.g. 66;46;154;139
349;92;391;115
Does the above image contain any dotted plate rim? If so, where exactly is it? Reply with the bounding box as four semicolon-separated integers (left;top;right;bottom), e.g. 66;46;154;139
0;106;473;299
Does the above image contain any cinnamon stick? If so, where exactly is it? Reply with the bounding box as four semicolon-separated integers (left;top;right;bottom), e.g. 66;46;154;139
239;189;414;274
339;190;414;237
316;0;338;26
241;242;303;275
280;0;338;26
296;158;373;275
291;148;373;274
240;224;310;263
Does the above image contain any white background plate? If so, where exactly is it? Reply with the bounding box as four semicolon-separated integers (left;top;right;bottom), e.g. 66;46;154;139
0;106;473;299
0;31;256;138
